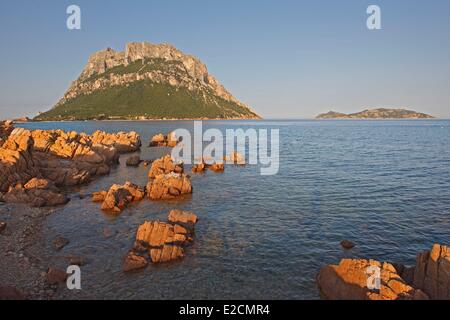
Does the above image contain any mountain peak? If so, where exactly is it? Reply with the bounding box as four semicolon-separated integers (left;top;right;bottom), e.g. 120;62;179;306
35;42;260;121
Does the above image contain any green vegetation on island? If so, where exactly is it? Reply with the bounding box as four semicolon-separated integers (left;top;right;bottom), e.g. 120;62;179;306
34;42;260;121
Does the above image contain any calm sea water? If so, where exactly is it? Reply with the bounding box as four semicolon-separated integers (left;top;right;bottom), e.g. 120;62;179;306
19;120;450;299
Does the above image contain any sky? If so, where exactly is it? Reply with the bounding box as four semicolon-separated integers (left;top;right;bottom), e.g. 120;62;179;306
0;0;450;119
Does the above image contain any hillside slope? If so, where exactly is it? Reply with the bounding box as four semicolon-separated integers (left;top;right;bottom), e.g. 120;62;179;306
35;42;260;121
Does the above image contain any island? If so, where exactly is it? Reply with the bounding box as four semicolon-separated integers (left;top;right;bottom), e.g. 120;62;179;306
34;42;261;121
316;108;434;119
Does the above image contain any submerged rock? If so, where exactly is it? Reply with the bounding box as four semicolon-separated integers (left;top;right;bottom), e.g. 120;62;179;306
123;252;148;272
0;286;25;300
126;155;141;167
53;236;70;251
340;240;355;249
46;267;68;285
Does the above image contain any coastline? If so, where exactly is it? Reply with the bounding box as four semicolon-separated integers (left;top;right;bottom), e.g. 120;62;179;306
28;117;263;123
17;117;450;124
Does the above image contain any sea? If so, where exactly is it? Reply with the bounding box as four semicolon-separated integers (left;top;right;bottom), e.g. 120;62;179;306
17;119;450;299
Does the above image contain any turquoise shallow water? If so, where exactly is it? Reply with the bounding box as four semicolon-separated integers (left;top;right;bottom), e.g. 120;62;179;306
19;120;450;299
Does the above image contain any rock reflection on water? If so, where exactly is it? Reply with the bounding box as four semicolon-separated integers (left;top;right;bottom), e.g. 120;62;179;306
18;120;450;299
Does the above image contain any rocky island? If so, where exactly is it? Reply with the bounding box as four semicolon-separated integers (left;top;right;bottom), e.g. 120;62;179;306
34;42;260;121
316;108;434;119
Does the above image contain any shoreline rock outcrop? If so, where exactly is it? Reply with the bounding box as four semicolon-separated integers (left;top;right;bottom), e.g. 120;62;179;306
0;123;141;207
316;244;449;300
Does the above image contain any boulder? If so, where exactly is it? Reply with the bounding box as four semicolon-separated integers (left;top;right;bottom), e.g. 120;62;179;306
192;162;206;173
166;131;179;147
142;160;152;167
125;210;198;270
148;155;184;178
126;155;141;167
317;259;426;300
134;221;187;263
149;132;179;147
168;209;198;233
149;133;165;147
100;182;145;213
46;267;68;285
68;256;87;266
224;151;245;164
149;245;184;263
92;190;107;202
123;252;148;272
207;162;225;172
146;173;192;200
413;244;450;299
135;221;189;247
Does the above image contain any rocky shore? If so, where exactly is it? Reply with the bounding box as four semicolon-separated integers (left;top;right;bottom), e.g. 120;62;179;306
0;121;141;207
1;120;448;300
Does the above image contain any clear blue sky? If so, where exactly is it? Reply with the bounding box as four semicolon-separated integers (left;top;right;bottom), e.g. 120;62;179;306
1;0;449;119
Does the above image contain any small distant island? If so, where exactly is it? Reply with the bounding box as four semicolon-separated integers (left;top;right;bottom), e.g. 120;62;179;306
316;108;434;119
